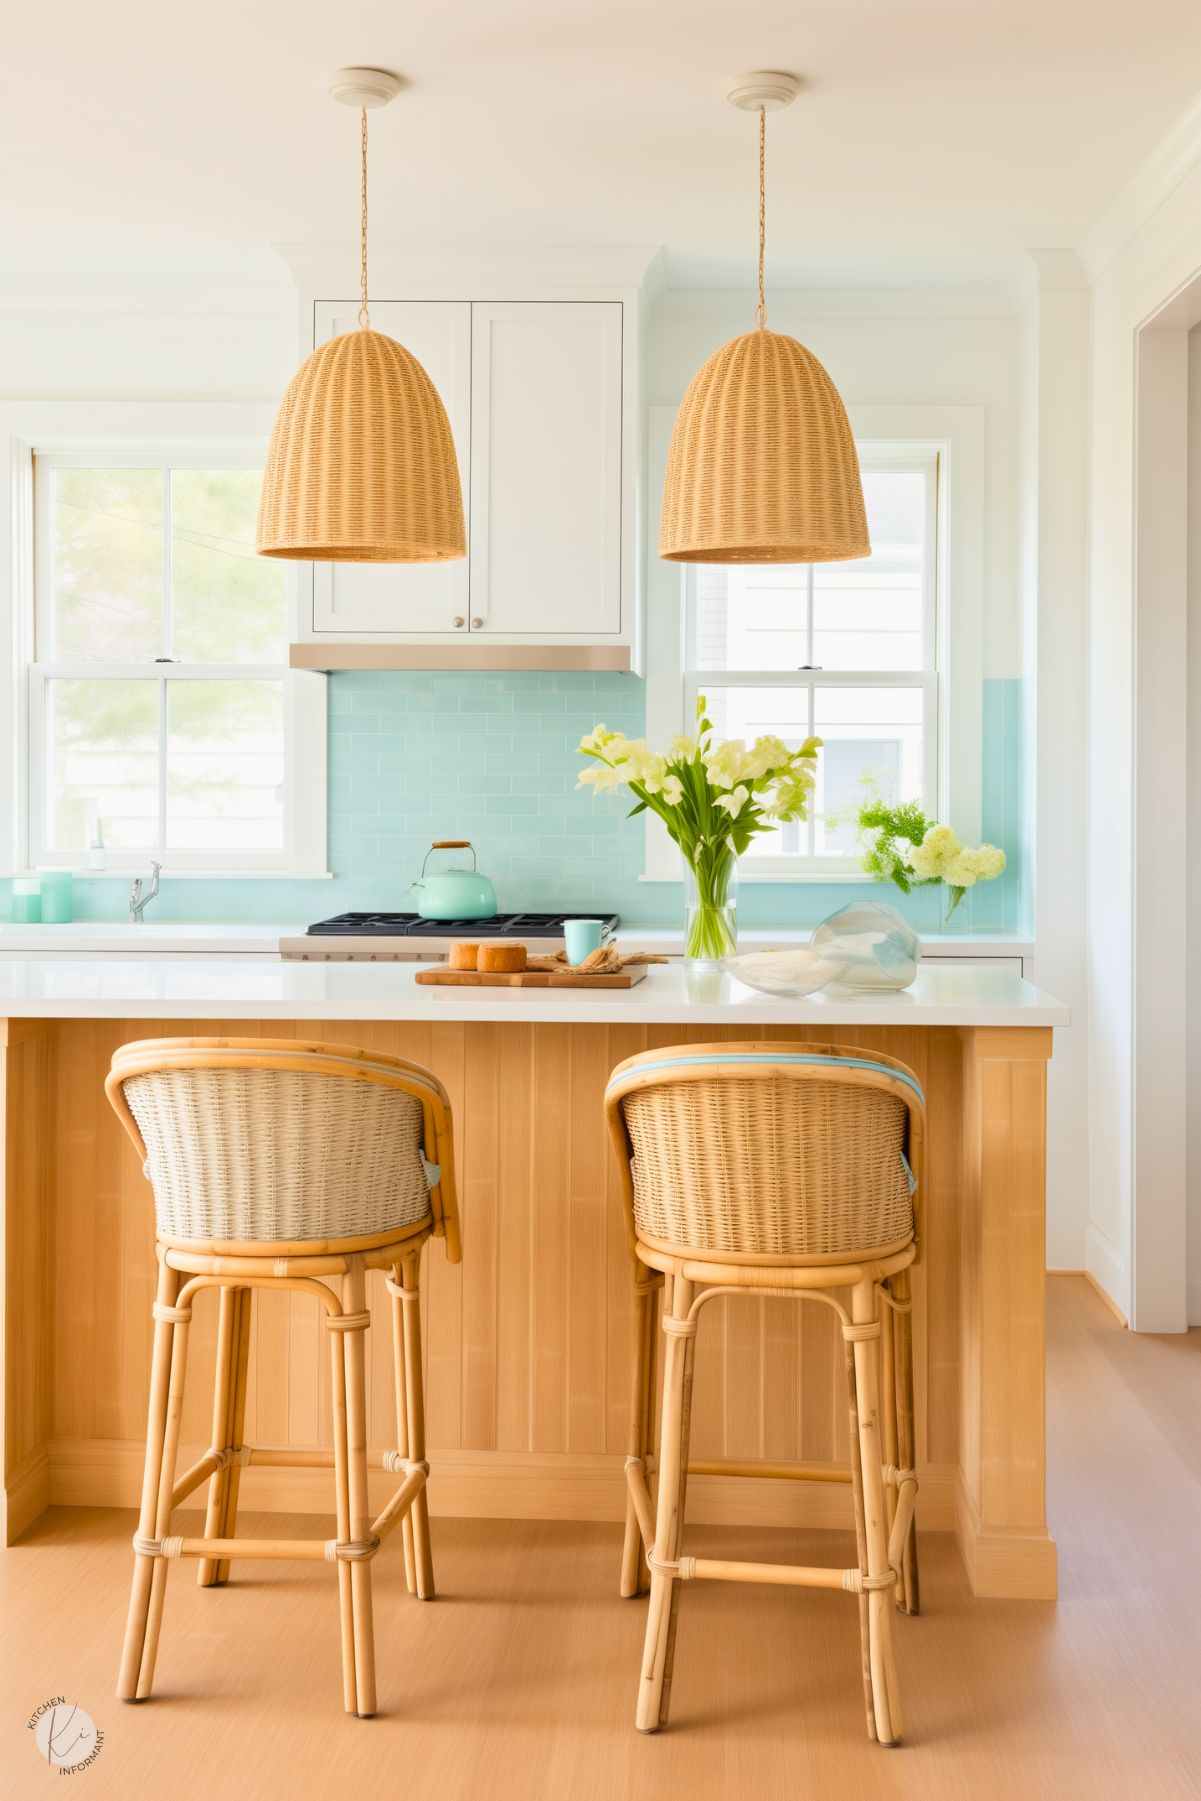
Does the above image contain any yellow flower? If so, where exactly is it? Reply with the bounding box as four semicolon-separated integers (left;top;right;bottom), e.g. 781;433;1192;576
704;738;753;790
576;762;625;793
623;744;668;791
714;784;751;819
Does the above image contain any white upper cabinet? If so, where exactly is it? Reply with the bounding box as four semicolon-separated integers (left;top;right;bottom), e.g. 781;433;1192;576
294;293;634;661
468;302;622;638
309;301;471;637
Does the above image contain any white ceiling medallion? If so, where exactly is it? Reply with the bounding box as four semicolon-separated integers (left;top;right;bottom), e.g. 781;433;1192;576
723;71;800;114
326;67;403;110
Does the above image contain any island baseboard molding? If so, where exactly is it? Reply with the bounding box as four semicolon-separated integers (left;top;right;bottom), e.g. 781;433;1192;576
3;1012;1060;1599
41;1436;960;1533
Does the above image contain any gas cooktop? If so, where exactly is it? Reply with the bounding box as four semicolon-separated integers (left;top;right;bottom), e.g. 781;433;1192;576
279;912;620;960
307;911;619;938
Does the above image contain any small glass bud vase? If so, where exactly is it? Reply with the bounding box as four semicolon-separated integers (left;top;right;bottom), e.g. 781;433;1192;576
682;846;739;969
937;883;976;934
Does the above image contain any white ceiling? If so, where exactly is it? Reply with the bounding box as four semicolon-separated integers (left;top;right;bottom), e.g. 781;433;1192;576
4;0;1201;290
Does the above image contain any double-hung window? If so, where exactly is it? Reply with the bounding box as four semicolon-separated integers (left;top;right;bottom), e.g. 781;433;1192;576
648;442;942;877
28;451;325;873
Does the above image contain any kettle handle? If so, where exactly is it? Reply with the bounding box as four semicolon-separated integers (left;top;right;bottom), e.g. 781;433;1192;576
422;841;477;877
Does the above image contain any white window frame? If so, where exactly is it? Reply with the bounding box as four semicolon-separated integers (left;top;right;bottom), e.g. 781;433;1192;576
642;402;984;882
7;417;328;878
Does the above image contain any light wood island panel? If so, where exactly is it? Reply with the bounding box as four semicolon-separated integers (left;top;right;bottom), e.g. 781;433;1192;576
2;1014;1056;1598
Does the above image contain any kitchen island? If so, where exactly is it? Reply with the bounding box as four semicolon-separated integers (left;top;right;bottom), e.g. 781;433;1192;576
0;958;1069;1600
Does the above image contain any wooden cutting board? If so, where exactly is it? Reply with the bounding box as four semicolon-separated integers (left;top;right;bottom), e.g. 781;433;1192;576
415;963;649;989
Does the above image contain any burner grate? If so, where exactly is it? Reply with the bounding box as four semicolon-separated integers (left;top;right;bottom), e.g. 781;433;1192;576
306;911;619;939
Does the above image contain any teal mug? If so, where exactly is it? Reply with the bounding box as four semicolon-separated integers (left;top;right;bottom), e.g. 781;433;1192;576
563;918;604;966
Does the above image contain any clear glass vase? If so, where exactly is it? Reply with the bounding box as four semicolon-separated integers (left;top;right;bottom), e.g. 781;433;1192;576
682;846;739;968
937;884;976;934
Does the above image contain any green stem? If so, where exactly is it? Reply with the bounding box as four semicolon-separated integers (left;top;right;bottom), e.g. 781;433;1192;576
684;844;738;961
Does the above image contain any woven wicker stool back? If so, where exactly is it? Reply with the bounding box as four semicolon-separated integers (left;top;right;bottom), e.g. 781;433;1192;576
606;1042;925;1261
106;1037;460;1253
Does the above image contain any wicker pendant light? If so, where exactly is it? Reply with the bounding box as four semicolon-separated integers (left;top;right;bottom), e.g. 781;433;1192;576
660;74;868;566
257;70;466;564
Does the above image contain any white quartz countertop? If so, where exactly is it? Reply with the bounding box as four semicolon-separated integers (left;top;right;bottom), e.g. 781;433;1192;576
0;956;1070;1027
0;920;1035;960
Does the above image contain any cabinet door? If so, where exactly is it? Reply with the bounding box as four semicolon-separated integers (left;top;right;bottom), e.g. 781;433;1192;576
310;301;471;637
469;302;622;637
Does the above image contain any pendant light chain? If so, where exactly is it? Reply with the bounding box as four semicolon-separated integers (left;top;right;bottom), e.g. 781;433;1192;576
358;106;370;329
756;105;767;329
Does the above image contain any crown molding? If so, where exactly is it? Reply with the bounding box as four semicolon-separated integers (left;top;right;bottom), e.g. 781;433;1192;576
649;285;1018;322
1077;89;1201;283
0;282;291;316
273;242;665;295
1002;249;1089;312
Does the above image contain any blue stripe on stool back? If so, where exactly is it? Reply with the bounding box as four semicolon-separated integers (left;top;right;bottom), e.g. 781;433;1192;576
605;1051;926;1106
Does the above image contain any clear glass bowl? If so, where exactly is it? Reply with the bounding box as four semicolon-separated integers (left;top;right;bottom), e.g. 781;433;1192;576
725;947;849;998
810;901;920;991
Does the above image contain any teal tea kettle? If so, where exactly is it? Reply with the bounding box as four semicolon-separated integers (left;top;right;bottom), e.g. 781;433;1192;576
410;841;498;920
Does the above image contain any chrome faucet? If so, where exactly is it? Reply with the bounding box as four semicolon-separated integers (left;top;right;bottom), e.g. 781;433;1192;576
129;861;161;925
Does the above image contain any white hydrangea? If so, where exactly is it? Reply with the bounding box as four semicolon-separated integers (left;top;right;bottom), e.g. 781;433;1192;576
904;824;1006;887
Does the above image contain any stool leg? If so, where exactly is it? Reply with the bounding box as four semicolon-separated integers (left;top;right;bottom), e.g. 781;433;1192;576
640;1278;664;1597
117;1259;180;1701
401;1251;435;1600
328;1282;358;1715
657;1321;696;1728
343;1256;377;1717
198;1286;238;1588
620;1276;656;1598
388;1269;417;1596
880;1286;899;1549
891;1269;920;1615
139;1292;191;1700
635;1274;694;1733
215;1288;253;1584
849;1279;902;1746
845;1332;878;1743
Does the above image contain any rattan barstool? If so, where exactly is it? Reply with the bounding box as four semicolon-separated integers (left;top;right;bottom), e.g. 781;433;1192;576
105;1036;460;1718
606;1041;924;1745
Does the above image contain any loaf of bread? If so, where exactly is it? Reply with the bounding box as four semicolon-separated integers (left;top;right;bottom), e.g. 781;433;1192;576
477;940;527;974
449;941;481;971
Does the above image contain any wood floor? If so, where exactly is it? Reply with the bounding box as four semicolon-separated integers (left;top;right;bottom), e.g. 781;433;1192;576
3;1277;1199;1801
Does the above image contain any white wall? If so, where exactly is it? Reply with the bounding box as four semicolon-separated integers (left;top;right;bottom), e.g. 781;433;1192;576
1187;328;1201;1324
0;284;293;401
1018;258;1092;1273
1082;118;1201;1326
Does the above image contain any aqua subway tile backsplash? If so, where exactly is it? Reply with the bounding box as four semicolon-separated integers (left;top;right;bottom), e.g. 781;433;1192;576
5;672;1025;931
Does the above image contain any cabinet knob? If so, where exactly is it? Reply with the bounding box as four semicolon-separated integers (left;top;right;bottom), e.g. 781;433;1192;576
452;616;465;629
471;617;484;629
